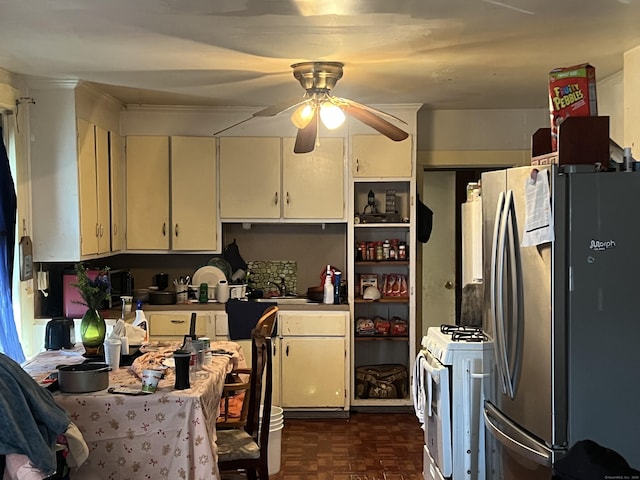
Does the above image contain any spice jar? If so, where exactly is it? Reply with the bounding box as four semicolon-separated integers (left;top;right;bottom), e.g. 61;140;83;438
383;240;390;260
398;242;407;260
376;242;384;261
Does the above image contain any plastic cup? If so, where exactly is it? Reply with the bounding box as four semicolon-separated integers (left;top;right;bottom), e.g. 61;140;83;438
141;369;163;393
103;338;121;370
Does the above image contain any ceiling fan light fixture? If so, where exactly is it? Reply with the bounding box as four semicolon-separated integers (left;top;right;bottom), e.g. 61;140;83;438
291;102;316;129
319;101;345;130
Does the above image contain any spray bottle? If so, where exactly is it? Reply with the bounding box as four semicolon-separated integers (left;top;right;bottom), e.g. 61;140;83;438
323;265;334;304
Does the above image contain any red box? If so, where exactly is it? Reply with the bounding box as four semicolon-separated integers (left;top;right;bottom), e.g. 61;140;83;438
548;63;597;151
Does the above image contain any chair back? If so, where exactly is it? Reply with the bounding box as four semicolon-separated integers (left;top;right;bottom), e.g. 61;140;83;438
245;306;277;441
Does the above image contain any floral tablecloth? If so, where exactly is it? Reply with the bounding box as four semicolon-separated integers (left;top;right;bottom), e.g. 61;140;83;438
23;341;244;480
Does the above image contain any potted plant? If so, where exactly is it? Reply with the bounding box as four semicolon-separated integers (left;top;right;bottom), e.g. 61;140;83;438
72;262;111;356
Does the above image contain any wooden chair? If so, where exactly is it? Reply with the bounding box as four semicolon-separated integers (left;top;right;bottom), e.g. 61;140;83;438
217;305;278;430
216;309;276;479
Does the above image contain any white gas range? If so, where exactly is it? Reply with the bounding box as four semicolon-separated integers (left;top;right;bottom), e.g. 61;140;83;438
414;325;493;480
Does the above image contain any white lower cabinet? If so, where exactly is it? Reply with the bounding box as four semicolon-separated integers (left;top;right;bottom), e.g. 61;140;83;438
147;311;213;341
274;311;349;412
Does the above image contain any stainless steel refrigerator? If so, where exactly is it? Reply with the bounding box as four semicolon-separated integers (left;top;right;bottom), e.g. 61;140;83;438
481;164;640;479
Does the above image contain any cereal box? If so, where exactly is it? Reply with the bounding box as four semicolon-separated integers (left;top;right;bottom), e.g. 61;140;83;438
548;63;597;151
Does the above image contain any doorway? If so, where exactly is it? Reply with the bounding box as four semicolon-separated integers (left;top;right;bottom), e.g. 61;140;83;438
420;168;494;335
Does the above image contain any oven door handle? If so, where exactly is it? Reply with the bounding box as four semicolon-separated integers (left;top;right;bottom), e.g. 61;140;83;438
483;401;552;467
423;358;442;418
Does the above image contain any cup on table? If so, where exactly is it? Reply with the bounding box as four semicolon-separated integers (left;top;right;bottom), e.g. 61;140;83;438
141;369;163;393
173;350;191;390
103;338;121;370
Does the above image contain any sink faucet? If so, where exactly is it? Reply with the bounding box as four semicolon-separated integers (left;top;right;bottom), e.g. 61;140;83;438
267;277;291;297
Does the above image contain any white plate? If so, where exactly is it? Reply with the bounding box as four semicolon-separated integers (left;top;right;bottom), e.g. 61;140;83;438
192;265;226;287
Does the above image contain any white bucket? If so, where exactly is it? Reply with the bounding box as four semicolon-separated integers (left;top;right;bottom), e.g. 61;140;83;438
267;422;284;475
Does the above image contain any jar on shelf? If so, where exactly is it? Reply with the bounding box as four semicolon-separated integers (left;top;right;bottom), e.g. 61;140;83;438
398;242;407;260
376;242;384;261
383;240;390;260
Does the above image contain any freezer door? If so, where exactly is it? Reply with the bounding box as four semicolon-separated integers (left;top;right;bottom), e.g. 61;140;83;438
484;401;555;480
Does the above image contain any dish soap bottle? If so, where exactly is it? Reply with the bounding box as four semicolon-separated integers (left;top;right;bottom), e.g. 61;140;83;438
323;265;334;304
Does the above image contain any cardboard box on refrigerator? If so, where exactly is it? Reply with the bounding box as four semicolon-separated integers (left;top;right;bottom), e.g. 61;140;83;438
548;63;598;151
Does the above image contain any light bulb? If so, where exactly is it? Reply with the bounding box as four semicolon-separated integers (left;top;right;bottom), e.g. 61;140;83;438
319;102;346;130
291;103;316;129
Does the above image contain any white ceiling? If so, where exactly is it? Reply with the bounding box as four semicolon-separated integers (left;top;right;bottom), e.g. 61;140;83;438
2;0;640;111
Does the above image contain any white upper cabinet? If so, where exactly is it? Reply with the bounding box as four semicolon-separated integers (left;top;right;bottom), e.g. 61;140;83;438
351;135;413;178
282;137;344;219
126;135;219;252
219;137;281;219
126;136;170;250
30;82;122;261
220;136;345;221
170;136;218;251
110;133;125;252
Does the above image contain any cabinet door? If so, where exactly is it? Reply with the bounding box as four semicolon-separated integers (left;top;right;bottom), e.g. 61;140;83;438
110;132;125;252
171;136;218;251
282;137;344;219
280;337;346;408
126;136;170;249
78;119;99;256
219;137;281;219
352;135;413;178
95;126;111;254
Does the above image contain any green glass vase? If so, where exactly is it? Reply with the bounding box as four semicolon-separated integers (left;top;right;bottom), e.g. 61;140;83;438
80;308;106;356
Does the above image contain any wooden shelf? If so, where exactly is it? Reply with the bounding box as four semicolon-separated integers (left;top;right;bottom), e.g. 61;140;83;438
354;296;409;304
355;260;409;266
355;335;409;342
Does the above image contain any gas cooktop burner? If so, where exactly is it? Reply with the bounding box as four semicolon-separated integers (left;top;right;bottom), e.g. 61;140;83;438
440;324;488;342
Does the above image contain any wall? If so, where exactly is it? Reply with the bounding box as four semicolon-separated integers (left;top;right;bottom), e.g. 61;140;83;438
624;45;640;150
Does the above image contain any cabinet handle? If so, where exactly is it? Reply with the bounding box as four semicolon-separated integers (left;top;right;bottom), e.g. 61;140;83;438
95;223;99;238
274;192;278;205
356;158;360;172
286;345;289;356
162;223;166;236
113;224;118;236
100;224;104;237
286;192;290;205
175;224;179;237
170;320;185;324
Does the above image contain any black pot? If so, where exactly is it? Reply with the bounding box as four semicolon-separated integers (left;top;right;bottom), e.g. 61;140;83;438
149;290;177;305
45;318;74;350
57;362;110;393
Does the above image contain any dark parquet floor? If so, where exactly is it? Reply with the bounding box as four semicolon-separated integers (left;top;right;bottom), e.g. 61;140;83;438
220;412;425;480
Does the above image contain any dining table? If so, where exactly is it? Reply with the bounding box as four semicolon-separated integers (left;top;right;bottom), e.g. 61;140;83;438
22;340;245;480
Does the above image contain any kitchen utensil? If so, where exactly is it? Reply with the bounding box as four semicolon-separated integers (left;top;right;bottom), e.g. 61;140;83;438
57;362;110;393
192;265;227;287
45;318;74;350
149;290;177;305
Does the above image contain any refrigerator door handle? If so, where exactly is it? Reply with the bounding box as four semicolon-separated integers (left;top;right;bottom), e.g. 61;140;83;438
505;193;523;397
484;401;552;467
490;191;509;395
496;191;512;397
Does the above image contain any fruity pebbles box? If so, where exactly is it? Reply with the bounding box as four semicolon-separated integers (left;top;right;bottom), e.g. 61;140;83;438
549;63;597;151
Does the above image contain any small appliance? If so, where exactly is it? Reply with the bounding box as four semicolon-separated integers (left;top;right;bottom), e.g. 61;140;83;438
45;317;75;350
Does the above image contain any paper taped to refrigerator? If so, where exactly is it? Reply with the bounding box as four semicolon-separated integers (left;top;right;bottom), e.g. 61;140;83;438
522;169;554;247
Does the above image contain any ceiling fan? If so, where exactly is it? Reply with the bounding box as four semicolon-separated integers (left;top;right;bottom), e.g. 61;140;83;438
213;61;409;154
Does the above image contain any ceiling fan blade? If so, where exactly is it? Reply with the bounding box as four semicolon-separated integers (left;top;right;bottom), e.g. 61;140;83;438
333;97;408;126
293;110;318;154
253;96;309;117
341;104;409;142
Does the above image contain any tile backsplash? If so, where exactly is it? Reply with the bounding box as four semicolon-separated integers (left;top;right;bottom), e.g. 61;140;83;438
247;260;297;296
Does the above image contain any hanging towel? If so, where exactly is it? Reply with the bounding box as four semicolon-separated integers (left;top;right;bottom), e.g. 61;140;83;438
412;351;428;426
225;299;277;340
